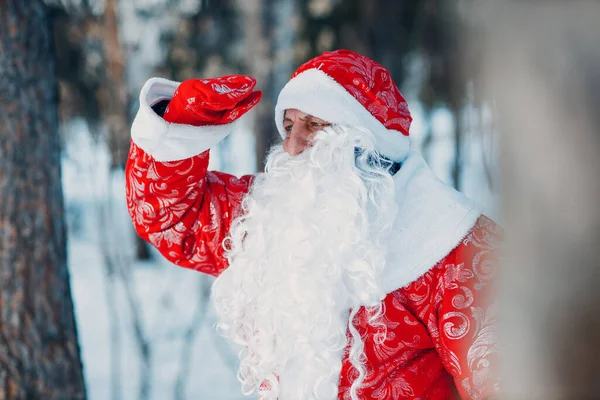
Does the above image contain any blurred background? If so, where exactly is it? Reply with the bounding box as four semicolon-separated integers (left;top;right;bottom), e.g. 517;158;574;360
1;0;599;399
49;0;497;398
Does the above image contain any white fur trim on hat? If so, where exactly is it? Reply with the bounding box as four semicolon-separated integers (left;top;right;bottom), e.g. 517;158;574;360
275;69;411;162
131;77;240;162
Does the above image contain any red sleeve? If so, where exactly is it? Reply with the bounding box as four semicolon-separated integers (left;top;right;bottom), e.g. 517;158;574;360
125;142;253;276
426;216;502;399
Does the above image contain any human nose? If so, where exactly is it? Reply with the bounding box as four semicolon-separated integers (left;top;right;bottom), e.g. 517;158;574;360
283;125;311;156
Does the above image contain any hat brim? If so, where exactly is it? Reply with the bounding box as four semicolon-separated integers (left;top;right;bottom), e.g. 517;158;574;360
275;68;410;162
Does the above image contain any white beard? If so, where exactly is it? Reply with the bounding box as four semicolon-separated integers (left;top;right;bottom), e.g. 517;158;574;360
212;126;397;400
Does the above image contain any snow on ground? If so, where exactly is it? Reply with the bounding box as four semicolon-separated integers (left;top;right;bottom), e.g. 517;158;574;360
68;237;244;400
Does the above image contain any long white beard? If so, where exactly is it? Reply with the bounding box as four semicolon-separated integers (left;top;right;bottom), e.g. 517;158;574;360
212;126;397;400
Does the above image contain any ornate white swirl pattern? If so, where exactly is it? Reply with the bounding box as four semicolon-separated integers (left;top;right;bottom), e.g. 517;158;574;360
126;146;501;399
125;143;253;276
441;311;471;340
338;216;500;399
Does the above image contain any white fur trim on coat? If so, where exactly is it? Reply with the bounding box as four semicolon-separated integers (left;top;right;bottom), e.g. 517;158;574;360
377;152;483;296
275;69;411;163
131;77;241;162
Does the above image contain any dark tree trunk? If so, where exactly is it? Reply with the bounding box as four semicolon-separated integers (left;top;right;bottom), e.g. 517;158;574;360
102;0;130;170
0;1;87;398
250;0;301;171
450;97;463;191
242;0;275;171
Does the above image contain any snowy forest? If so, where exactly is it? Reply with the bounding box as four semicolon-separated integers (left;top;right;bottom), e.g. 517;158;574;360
1;0;600;399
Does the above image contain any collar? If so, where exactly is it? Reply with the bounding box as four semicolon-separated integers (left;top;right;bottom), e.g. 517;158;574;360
376;152;483;296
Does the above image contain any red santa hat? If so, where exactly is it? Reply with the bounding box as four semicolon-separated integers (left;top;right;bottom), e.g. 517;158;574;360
275;49;413;162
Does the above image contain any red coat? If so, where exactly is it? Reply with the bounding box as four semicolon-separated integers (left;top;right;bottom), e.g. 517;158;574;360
126;140;501;399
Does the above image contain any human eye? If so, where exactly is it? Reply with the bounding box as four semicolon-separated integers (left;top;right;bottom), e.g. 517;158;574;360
284;124;293;132
310;120;330;128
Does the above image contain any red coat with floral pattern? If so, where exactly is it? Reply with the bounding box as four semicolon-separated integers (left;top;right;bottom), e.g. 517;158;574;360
126;142;500;399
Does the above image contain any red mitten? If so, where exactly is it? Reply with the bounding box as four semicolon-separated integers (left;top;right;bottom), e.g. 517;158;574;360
163;74;262;126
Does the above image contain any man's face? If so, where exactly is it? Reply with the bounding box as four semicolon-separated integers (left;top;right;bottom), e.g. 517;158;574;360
282;109;331;156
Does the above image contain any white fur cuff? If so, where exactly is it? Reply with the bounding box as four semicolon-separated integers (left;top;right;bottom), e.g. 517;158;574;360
131;77;240;162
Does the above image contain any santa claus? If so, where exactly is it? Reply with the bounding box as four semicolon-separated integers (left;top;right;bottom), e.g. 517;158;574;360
126;50;501;399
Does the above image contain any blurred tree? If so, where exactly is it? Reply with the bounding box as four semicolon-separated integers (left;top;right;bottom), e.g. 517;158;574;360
50;0;129;170
159;0;243;79
236;0;301;170
236;0;273;171
161;0;303;171
259;0;301;169
157;0;253;168
417;0;480;190
0;1;86;398
100;0;130;169
484;3;600;397
49;1;104;137
50;0;153;259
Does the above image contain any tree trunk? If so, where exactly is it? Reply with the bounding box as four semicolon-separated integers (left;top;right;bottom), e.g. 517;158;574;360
482;2;600;398
236;0;272;171
102;0;130;169
450;97;463;190
0;1;87;399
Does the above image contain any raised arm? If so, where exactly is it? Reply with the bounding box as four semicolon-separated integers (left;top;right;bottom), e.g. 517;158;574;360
126;76;261;276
